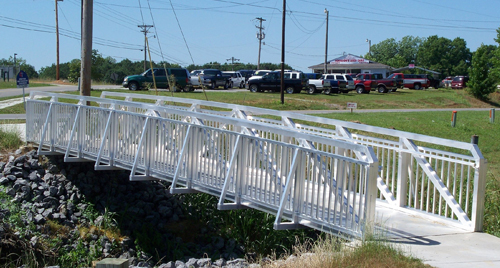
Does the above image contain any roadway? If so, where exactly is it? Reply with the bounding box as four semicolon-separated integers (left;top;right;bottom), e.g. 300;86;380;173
0;84;123;98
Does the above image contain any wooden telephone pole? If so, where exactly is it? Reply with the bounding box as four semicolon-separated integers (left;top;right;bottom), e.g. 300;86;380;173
55;0;63;80
80;0;92;97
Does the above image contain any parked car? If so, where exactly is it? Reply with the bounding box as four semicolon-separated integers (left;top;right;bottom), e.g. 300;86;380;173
123;68;191;91
354;73;400;93
304;73;322;80
247;70;272;81
199;69;230;89
420;74;440;89
441;76;453;88
189;69;203;88
451;76;469;89
308;74;347;94
388;73;430;90
284;71;309;93
223;71;245;88
238;70;255;81
326;73;355;92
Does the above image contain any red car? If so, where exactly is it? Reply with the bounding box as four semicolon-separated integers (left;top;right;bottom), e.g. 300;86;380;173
441;76;453;88
451;76;469;89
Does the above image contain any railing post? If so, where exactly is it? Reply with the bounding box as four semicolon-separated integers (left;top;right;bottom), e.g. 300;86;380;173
397;138;410;207
363;149;379;237
471;150;487;231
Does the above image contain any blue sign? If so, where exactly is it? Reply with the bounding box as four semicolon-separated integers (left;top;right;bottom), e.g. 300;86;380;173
17;70;29;88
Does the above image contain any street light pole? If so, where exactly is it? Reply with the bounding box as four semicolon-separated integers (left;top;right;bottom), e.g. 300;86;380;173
324;8;329;74
366;39;371;56
13;53;17;76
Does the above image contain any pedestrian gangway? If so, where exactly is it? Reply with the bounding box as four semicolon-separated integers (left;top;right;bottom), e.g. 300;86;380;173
25;91;487;240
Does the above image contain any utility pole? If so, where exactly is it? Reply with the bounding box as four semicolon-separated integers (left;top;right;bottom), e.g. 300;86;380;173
138;25;154;71
255;17;265;70
55;0;63;80
80;0;93;97
226;57;240;70
280;1;285;104
324;8;329;74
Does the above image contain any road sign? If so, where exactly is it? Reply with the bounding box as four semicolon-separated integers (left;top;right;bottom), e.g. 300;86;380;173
346;102;357;109
16;70;29;88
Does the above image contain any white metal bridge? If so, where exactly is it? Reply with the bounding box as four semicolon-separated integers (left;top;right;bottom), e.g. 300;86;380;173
25;91;487;240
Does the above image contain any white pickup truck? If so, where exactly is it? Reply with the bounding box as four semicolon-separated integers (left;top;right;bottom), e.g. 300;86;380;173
308;74;348;95
307;75;331;94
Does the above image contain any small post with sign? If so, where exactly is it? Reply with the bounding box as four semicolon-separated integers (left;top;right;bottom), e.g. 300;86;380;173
451;110;457;127
16;70;29;110
347;102;357;113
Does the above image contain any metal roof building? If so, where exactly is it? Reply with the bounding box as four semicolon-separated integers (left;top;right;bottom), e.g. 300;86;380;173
308;54;393;77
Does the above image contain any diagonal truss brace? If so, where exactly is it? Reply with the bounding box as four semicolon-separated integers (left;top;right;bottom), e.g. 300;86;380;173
402;138;471;226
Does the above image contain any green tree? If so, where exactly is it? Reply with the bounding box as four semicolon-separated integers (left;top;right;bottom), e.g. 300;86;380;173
417;35;471;77
0;57;38;78
67;59;81;83
365;38;398;63
467;44;497;100
364;36;423;69
490;28;500;83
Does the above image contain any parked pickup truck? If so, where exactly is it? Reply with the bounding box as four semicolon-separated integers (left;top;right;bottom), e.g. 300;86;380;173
308;74;347;94
246;71;304;93
354;73;401;94
388;73;430;90
199;69;230;89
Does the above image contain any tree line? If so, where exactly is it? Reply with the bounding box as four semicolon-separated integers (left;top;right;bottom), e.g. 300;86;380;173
364;35;472;77
1;50;291;85
364;34;499;100
1;33;499;100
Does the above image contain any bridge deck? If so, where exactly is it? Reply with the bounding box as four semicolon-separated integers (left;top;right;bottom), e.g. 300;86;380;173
375;203;469;240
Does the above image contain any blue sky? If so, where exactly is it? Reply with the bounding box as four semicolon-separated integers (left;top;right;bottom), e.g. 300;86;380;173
2;0;500;73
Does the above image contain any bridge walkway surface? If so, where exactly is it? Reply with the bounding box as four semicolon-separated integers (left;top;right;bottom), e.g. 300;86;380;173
6;91;499;267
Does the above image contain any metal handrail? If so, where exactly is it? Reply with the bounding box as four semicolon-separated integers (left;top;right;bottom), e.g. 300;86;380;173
26;93;379;239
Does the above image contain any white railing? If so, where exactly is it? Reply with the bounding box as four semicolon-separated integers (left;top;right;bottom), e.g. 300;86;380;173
96;91;487;232
26;92;379;239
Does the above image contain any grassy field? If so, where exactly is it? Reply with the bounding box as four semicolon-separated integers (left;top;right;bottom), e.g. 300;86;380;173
1;87;500;114
0;80;53;89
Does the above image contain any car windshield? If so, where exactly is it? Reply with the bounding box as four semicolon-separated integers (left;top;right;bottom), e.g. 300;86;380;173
204;70;219;76
254;71;270;76
453;77;463;82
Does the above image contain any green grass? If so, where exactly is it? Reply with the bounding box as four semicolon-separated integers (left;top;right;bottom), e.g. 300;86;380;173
0;127;23;151
0;80;52;89
263;235;429;268
1;88;499;114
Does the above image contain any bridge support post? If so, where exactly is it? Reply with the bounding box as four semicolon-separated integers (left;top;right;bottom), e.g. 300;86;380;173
397;138;410;207
471;155;487;231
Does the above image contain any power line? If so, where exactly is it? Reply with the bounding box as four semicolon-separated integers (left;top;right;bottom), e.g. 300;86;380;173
168;0;195;65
